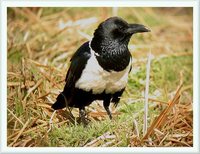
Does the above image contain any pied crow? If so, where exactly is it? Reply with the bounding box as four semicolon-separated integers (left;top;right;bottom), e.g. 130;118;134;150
52;17;150;124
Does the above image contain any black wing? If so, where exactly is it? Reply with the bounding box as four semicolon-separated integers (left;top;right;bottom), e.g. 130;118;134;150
63;41;91;93
52;41;91;110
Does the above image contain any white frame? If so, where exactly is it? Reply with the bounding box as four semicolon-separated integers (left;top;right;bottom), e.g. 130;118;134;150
0;0;199;153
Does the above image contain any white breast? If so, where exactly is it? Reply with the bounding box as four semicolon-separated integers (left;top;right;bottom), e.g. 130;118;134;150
75;47;131;94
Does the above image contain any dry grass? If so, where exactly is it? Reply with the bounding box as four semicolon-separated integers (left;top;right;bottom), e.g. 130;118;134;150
7;7;193;147
130;83;193;147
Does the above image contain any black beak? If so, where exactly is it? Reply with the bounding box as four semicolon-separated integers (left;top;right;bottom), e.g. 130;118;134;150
126;24;151;34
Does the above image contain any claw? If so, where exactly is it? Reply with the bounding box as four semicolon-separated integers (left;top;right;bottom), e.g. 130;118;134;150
79;108;88;126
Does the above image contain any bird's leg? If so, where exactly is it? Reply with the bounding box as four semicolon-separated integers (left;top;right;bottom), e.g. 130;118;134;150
103;97;112;120
79;107;88;126
112;88;125;107
104;106;112;120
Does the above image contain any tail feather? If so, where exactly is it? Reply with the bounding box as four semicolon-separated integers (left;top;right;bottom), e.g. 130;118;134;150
51;93;67;110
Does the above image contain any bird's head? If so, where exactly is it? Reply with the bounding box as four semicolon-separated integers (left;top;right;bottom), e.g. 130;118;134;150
92;17;150;45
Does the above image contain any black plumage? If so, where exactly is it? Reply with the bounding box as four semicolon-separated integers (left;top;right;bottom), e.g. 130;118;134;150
52;17;150;124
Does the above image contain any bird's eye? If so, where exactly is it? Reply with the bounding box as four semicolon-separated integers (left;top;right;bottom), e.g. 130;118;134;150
119;26;124;30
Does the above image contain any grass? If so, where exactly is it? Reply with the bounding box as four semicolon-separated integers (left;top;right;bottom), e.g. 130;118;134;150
7;7;193;147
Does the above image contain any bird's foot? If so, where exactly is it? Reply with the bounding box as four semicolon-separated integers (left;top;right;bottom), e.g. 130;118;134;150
79;108;89;126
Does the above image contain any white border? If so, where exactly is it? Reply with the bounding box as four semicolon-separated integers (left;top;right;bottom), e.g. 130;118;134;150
193;0;200;152
0;0;199;154
0;0;198;7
